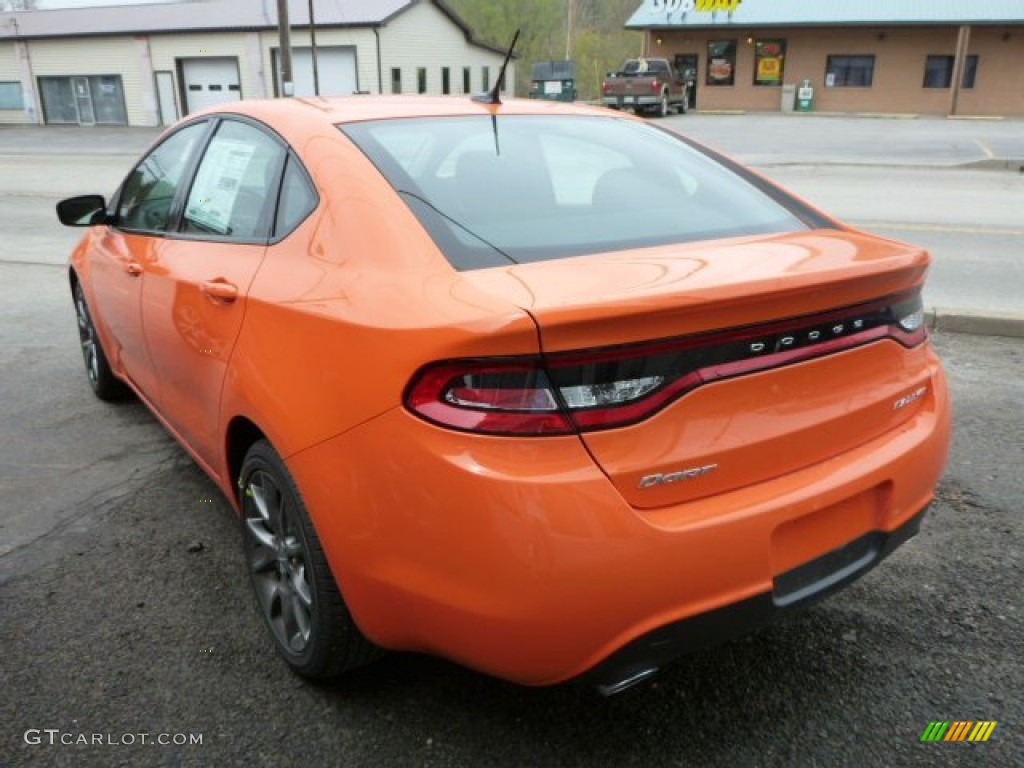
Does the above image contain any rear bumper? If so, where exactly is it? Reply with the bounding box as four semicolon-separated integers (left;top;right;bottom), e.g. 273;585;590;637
602;95;659;109
287;352;950;686
582;505;927;692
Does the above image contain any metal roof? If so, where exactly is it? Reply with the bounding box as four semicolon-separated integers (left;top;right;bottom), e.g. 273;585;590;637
627;0;1024;28
0;0;492;44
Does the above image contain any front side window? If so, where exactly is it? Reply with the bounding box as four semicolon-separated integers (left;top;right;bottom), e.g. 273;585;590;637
825;55;876;87
341;116;817;271
182;119;285;240
923;54;978;89
117;121;208;232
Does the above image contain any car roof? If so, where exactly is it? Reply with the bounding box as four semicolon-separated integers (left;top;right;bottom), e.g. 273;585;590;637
198;95;619;129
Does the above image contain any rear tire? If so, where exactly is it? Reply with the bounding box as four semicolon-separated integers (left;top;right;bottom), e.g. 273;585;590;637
657;93;669;118
240;439;380;680
72;281;130;402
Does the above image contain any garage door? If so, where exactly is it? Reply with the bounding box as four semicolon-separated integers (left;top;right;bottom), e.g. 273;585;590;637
181;57;241;113
274;46;359;97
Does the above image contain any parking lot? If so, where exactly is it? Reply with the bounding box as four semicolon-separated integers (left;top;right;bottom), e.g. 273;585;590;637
2;114;1022;767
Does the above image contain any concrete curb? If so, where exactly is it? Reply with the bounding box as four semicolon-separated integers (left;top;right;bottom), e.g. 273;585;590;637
926;308;1024;339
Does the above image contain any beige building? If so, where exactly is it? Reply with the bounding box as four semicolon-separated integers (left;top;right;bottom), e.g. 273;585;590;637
0;0;515;126
628;0;1024;116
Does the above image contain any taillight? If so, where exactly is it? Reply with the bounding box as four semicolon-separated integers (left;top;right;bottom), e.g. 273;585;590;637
404;361;574;435
891;293;926;337
405;290;927;436
651;80;661;91
601;81;610;94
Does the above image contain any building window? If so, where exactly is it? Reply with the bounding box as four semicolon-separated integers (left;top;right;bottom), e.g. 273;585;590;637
825;55;876;87
38;74;128;125
482;66;490;92
706;40;737;86
442;67;451;95
753;39;786;86
417;67;427;94
0;81;23;109
923;55;978;89
463;66;471;94
391;67;402;94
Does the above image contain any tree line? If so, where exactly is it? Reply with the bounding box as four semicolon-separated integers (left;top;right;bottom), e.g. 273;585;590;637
447;0;643;100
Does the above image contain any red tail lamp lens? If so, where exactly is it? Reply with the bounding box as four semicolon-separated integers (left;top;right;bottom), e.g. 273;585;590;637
405;290;927;436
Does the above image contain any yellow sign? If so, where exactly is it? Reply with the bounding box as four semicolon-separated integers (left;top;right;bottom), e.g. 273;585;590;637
757;58;782;80
696;0;742;11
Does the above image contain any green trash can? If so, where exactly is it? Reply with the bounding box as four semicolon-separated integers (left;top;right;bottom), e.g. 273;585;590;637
795;79;815;112
529;61;576;102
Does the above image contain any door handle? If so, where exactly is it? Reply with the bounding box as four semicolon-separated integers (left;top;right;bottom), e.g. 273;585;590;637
125;262;143;276
200;279;238;303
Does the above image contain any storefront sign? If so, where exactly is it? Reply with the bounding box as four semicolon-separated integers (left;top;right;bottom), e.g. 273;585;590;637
651;0;742;12
754;39;786;85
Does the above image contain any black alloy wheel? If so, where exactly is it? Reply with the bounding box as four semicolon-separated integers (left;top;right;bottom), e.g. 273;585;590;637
72;281;129;401
240;440;380;680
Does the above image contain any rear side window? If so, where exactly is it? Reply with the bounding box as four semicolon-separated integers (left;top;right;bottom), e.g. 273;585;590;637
273;156;318;238
182;119;286;240
117;121;207;232
341;115;816;270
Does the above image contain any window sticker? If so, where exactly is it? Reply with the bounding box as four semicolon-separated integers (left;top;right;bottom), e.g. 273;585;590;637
185;139;255;234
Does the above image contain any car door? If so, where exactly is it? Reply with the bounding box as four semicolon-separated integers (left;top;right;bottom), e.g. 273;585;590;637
139;118;286;469
89;120;210;401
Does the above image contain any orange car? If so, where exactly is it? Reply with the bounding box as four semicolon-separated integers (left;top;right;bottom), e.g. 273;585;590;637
58;94;950;694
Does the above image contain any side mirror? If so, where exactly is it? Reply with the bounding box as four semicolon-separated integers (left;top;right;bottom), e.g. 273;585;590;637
56;195;109;227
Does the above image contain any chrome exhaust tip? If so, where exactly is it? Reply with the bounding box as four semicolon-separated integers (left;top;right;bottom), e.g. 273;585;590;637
594;666;659;696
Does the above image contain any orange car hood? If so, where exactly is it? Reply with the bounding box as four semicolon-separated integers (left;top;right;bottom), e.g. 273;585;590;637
458;229;930;352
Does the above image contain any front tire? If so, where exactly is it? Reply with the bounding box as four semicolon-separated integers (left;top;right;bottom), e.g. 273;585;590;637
72;281;129;402
240;440;380;680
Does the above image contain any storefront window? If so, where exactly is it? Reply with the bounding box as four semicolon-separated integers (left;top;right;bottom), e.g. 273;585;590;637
753;40;786;86
923;55;978;89
38;75;127;125
706;40;737;86
825;55;876;87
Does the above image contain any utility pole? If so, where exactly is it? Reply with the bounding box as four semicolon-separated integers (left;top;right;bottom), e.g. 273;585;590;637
276;0;294;96
948;25;971;117
308;0;319;96
565;0;573;60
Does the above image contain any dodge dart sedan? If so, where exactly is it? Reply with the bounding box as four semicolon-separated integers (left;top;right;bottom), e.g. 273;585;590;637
58;95;951;694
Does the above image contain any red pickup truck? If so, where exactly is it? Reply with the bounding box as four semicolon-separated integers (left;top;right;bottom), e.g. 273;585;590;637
602;58;690;117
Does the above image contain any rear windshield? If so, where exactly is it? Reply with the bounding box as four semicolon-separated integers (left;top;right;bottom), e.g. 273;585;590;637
340;115;816;271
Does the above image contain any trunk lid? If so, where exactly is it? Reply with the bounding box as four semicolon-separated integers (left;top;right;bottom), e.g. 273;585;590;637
460;229;933;508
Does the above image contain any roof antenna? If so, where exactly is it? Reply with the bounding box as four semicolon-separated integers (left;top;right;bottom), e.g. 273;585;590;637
473;28;520;105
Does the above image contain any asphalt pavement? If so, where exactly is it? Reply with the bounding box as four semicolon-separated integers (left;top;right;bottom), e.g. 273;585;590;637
2;331;1020;767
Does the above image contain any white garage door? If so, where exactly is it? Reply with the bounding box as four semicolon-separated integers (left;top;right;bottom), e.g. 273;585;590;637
181;57;241;113
275;46;359;97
